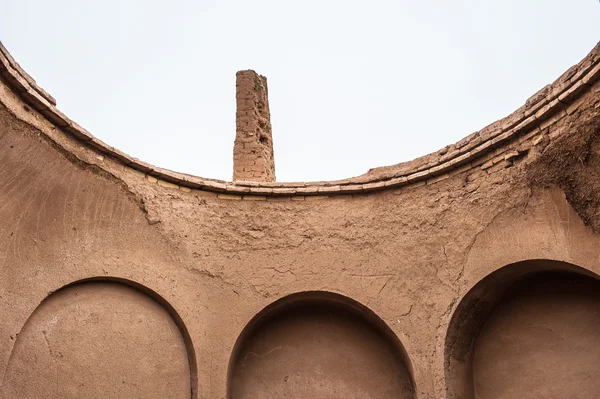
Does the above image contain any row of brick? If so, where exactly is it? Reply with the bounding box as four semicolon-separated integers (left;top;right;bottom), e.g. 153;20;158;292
0;40;598;197
233;70;275;182
140;83;599;202
126;56;600;200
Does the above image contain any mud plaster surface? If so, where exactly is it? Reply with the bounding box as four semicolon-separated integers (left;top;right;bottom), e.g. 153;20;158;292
1;283;190;398
473;272;600;399
230;301;413;399
1;45;600;398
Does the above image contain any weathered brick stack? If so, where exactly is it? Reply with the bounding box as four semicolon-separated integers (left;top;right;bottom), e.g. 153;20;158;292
233;70;276;182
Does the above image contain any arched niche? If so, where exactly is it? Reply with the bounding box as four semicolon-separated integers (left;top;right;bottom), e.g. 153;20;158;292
227;291;415;399
1;278;197;398
445;260;600;399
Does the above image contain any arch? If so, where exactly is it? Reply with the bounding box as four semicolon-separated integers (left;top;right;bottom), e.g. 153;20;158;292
444;260;600;398
1;277;197;399
227;291;415;399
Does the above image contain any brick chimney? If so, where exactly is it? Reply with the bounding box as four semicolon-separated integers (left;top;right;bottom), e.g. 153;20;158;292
233;70;276;182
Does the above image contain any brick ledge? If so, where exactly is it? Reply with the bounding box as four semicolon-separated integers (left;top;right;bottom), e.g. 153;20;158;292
1;41;598;196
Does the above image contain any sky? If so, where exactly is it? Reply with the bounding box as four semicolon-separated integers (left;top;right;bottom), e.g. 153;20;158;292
1;1;599;182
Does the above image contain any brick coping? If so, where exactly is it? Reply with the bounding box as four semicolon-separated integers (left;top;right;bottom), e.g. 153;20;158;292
1;41;599;196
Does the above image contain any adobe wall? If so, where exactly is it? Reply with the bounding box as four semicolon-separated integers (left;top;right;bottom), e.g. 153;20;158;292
1;41;600;398
233;70;275;182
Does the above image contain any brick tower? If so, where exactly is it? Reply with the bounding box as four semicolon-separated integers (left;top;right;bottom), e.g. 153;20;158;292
233;70;276;182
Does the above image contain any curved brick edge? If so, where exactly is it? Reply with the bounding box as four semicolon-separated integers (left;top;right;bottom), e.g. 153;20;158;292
0;43;56;106
1;41;599;196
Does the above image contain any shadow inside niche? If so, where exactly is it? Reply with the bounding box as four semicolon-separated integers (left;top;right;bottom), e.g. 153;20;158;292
228;292;414;399
445;260;600;399
1;281;193;399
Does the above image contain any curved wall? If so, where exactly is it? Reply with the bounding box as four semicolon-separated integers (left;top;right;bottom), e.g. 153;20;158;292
1;40;600;398
1;282;191;399
0;41;598;196
445;261;600;399
228;292;414;399
473;272;600;399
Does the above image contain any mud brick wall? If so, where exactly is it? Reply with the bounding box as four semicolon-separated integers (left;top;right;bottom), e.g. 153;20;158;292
233;70;276;182
2;40;600;398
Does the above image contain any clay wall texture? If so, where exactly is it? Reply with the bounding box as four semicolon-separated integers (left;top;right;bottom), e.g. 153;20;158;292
1;40;600;398
233;70;275;182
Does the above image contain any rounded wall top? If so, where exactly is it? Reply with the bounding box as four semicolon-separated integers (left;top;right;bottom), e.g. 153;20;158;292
1;41;599;196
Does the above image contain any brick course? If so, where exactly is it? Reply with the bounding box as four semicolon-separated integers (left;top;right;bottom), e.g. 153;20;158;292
232;70;276;182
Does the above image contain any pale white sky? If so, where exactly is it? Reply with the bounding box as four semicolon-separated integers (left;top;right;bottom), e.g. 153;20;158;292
1;1;599;182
